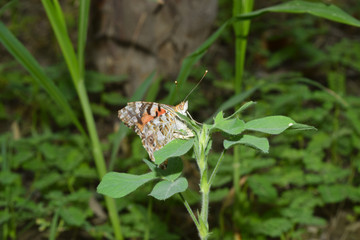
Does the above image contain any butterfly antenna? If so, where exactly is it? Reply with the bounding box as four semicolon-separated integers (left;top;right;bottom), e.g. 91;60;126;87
183;70;208;102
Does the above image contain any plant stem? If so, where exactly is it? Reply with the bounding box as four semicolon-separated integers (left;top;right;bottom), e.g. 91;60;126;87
49;209;60;240
209;151;225;187
77;79;123;240
41;1;123;239
179;193;200;229
196;125;211;240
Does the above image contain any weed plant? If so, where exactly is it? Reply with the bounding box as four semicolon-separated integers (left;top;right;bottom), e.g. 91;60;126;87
1;1;360;239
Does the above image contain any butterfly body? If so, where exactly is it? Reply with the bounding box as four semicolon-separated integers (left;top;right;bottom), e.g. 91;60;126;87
118;101;194;162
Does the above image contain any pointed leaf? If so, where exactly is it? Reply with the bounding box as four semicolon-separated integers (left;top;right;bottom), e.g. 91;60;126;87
167;0;360;104
245;116;295;134
149;177;188;200
212;111;245;135
290;123;317;131
143;159;157;172
227;101;256;119
154;138;194;165
224;135;269;153
97;172;156;198
264;0;360;27
209;86;261;122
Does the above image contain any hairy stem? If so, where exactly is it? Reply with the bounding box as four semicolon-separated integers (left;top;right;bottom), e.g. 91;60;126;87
196;125;211;240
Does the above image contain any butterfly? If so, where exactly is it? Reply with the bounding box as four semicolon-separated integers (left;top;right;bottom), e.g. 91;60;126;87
118;101;194;162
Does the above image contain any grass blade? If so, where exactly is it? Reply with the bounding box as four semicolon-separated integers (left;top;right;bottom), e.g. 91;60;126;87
167;0;360;104
166;21;232;104
131;71;156;101
42;2;124;238
77;0;90;78
41;0;79;83
0;22;85;135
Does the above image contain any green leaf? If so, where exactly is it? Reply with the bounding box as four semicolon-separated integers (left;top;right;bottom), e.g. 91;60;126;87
245;116;296;134
263;0;360;27
90;103;110;117
143;157;184;181
209;188;229;202
33;172;62;190
0;171;20;185
348;186;360;202
77;0;90;78
233;1;360;27
131;71;156;101
227;101;256;119
318;184;349;203
168;0;360;105
149;177;188;200
212;111;245;135
143;159;158;172
85;76;104;92
240;158;276;176
154;138;194;165
97;172;157;198
224;135;269;153
248;175;277;201
0;211;11;225
42;0;79;82
255;218;293;237
270;167;305;186
59;207;86;227
289;123;317;131
281;207;326;226
102;92;127;105
157;158;184;181
209;86;260;122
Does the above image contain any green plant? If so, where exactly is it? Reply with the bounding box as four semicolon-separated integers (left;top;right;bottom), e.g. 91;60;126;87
0;1;124;239
98;100;314;239
2;0;360;239
98;1;360;239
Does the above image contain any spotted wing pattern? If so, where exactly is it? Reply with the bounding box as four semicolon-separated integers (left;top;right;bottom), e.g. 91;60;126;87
118;101;194;162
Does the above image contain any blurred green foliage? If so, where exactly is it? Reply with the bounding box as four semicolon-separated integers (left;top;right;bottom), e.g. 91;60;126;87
1;0;360;240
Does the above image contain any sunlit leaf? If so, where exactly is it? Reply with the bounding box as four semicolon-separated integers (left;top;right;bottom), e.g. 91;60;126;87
97;172;157;198
245;116;296;134
227;101;256;119
212;111;245;135
149;177;188;200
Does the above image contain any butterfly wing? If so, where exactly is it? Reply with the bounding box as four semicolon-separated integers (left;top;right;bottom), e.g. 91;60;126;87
118;101;194;162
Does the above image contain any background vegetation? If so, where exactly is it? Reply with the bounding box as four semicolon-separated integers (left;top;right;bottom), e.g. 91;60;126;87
1;0;360;239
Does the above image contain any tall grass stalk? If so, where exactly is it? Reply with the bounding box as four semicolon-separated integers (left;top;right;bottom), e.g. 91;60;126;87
40;1;124;239
232;0;254;227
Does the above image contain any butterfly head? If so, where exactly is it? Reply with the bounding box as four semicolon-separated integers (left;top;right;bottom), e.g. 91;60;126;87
175;101;188;115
